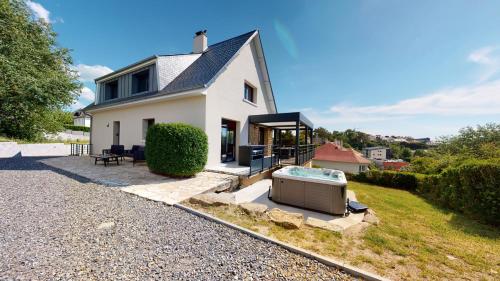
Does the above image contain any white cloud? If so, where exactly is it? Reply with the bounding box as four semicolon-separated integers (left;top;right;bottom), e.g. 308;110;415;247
70;100;85;111
79;87;95;101
329;80;500;117
26;1;50;23
468;46;500;82
468;46;497;65
74;64;113;82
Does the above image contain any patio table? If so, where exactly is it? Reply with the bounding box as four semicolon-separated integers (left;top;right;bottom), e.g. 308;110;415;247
90;154;120;167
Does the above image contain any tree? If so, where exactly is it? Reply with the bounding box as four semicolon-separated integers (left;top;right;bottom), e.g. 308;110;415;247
435;123;499;158
400;147;412;162
313;127;332;143
0;0;81;140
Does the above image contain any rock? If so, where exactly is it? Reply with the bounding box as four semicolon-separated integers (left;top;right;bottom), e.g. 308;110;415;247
344;222;370;237
189;192;234;207
446;255;458;261
239;203;268;217
189;194;215;206
268;208;303;229
97;221;115;230
363;209;380;225
305;217;343;234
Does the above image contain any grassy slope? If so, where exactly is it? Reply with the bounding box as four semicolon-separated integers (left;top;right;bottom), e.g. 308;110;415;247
186;181;499;280
348;181;499;280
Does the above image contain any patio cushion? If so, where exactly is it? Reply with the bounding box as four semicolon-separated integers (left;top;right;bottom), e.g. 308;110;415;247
110;145;125;156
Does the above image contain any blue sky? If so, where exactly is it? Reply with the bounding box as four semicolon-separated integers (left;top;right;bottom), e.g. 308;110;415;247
28;0;500;138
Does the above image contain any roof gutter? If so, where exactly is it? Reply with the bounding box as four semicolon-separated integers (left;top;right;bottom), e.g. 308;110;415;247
85;88;207;113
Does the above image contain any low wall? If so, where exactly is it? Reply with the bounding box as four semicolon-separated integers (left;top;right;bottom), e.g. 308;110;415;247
0;142;71;158
0;142;20;158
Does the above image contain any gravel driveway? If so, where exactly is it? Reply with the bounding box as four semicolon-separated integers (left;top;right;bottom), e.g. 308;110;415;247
0;157;355;280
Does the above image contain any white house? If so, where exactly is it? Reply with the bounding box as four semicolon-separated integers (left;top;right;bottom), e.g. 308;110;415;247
73;111;91;127
83;30;315;167
362;146;391;160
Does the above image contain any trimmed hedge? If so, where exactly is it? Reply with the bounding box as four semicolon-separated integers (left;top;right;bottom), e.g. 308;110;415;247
350;170;424;191
430;159;499;225
351;159;500;225
64;124;90;132
145;123;208;177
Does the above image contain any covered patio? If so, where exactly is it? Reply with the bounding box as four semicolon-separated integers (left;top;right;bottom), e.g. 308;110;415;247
248;112;315;173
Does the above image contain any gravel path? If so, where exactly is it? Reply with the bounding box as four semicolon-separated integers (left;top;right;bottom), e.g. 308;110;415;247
0;157;355;280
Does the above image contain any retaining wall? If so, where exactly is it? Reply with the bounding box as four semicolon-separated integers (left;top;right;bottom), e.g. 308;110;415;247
0;142;71;158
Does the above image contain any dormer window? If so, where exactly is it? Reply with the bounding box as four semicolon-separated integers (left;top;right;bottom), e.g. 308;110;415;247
132;69;149;94
244;83;255;103
105;80;118;100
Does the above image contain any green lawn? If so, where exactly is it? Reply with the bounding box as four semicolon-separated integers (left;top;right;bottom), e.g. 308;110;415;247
186;181;499;280
348;181;499;280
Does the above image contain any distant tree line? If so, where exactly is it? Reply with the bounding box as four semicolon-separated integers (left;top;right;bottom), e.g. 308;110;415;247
313;127;414;161
409;123;499;174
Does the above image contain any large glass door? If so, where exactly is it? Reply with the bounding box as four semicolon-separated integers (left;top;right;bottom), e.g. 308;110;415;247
221;119;236;162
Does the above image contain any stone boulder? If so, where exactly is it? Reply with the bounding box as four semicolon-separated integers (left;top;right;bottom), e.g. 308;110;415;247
362;209;380;225
239;203;268;217
268;208;303;229
305;217;344;234
189;192;234;207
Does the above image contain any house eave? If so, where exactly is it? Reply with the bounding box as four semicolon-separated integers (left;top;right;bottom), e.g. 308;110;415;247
94;56;158;83
85;88;207;113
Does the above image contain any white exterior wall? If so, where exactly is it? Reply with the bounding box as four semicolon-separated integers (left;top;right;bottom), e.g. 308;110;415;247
366;149;387;160
90;36;276;167
90;96;206;154
74;116;91;127
204;40;274;165
312;159;368;174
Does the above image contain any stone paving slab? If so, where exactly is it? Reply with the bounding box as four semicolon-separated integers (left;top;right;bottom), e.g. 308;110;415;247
41;156;238;205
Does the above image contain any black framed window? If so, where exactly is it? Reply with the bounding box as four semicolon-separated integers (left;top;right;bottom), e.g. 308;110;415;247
132;69;149;94
142;118;155;140
105;80;118;100
244;83;255;103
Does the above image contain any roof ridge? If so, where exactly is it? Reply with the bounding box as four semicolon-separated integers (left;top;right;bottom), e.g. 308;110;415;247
157;53;197;57
207;30;257;49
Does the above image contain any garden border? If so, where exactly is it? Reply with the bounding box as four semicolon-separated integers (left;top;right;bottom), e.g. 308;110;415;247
175;203;390;281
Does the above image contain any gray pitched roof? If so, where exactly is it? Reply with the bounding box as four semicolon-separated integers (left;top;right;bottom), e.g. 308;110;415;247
84;30;259;111
161;30;256;94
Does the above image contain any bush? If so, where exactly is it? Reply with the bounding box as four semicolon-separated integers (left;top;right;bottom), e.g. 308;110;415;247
145;123;208;177
64;124;90;132
352;159;500;225
433;159;499;225
351;170;423;191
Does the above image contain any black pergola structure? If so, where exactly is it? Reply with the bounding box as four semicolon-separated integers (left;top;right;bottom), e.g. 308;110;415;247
248;112;315;168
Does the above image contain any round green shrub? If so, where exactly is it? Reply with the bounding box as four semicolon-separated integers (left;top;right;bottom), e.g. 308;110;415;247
145;123;208;177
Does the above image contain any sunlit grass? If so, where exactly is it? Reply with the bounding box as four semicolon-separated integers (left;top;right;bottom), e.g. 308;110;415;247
185;181;500;280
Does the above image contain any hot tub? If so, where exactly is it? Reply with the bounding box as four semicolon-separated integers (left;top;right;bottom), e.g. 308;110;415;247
271;166;347;215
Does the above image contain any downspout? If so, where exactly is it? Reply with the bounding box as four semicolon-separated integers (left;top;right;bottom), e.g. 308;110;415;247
82;111;93;154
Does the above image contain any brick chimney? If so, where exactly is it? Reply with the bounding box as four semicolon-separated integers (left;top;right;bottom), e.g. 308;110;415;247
193;30;207;53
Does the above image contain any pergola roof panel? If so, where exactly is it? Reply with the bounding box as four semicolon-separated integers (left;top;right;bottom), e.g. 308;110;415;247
248;112;314;129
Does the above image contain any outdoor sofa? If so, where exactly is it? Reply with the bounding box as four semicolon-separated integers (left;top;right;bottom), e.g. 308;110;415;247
124;145;146;166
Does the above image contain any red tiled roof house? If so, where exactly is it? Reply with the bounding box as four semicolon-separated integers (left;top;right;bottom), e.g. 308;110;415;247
383;161;409;171
312;142;371;174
